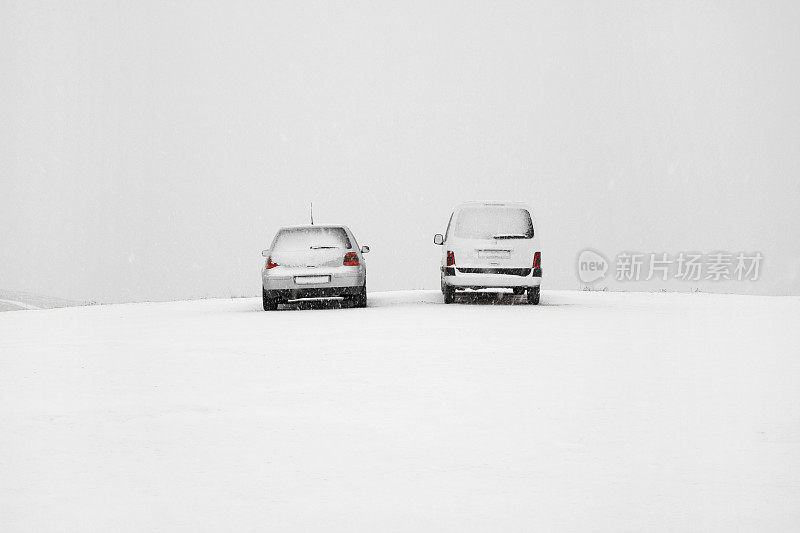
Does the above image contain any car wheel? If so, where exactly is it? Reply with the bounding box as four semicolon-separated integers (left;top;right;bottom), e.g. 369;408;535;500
443;284;455;304
513;287;525;296
527;286;540;305
351;285;367;308
262;288;278;311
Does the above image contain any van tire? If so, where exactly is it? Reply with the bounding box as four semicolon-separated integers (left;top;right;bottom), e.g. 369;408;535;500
527;286;540;305
263;288;278;311
443;284;455;304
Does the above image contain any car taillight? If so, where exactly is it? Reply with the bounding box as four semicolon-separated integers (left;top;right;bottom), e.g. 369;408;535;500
533;252;541;268
447;251;455;266
343;252;360;266
266;256;278;269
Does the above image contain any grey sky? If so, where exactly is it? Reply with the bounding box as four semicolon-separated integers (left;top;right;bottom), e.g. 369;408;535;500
2;0;799;303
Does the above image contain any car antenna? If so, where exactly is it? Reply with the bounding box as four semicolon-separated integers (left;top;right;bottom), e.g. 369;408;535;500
310;202;314;225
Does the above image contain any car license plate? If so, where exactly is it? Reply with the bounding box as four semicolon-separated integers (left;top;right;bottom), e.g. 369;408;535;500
294;275;330;285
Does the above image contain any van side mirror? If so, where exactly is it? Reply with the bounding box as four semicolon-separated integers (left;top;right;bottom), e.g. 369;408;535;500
361;245;370;253
433;234;444;245
261;250;268;257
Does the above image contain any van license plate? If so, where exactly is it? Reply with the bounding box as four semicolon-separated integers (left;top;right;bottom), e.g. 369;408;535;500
294;275;330;285
477;250;510;259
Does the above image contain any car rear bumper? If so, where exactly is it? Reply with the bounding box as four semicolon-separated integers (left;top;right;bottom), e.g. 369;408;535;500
443;267;541;289
264;285;363;301
263;267;364;300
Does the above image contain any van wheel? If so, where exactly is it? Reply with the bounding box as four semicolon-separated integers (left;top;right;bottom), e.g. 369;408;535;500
527;287;540;305
443;284;455;304
263;288;278;311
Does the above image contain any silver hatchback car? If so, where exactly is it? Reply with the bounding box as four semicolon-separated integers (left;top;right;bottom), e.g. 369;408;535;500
261;225;369;310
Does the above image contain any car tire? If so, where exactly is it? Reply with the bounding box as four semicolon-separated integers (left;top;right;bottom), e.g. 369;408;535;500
443;284;455;304
262;288;278;311
527;286;540;305
351;285;367;308
513;287;525;296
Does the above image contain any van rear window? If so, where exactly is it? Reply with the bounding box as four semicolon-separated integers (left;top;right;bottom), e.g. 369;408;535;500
272;227;351;251
453;207;534;239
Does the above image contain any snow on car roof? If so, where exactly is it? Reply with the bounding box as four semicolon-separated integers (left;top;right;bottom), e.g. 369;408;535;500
277;224;350;231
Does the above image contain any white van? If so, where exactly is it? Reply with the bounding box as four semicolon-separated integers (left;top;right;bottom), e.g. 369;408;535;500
433;202;541;304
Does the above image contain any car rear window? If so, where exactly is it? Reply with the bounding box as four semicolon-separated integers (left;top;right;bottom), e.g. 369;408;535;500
272;227;352;251
453;207;534;239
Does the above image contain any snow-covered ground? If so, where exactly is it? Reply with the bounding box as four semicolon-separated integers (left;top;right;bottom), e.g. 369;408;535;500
1;290;799;531
0;290;82;312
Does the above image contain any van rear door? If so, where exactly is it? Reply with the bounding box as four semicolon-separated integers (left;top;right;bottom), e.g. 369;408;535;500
450;207;535;269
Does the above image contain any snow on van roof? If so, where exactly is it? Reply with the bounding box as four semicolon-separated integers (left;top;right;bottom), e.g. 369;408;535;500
453;201;532;210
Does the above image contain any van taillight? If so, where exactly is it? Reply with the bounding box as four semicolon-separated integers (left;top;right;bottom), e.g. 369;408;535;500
447;251;455;266
533;252;541;268
343;252;360;266
266;256;278;269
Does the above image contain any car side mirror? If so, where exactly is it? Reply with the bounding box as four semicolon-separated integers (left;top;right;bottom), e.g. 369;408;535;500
361;245;370;253
433;234;444;245
261;250;268;257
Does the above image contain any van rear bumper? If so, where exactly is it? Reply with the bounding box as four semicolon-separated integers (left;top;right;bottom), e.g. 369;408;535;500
443;268;541;289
